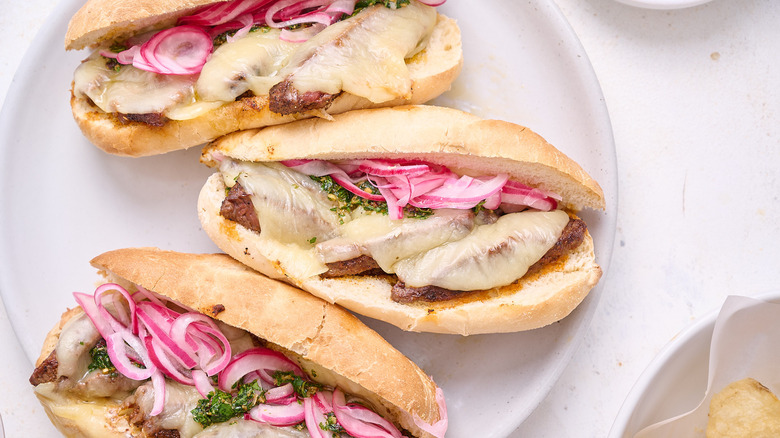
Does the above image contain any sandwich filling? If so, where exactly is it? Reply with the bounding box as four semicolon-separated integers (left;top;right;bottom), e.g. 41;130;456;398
30;283;433;438
214;157;589;303
72;0;437;124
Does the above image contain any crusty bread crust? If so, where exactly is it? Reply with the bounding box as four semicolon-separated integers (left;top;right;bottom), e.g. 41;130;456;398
32;249;441;437
69;12;462;157
203;105;604;211
196;105;604;334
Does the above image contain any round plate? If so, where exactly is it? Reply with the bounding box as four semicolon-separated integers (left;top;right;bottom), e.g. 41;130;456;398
0;1;616;436
609;291;780;437
613;0;712;9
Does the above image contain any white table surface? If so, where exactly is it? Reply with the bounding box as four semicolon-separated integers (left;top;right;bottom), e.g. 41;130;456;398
1;0;778;436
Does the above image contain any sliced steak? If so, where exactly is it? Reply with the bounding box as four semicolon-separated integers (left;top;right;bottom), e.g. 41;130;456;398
268;78;338;115
115;112;167;127
391;282;463;304
321;255;383;278
220;183;261;233
29;350;59;386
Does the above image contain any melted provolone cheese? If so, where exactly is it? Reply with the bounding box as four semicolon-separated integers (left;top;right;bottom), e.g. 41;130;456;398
394;210;569;290
73;53;196;114
281;1;436;102
224;161;344;246
132;381;204;437
317;209;475;271
196;29;297;102
55;311;101;379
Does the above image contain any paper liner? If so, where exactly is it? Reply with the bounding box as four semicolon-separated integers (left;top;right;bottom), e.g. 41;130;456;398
635;295;780;437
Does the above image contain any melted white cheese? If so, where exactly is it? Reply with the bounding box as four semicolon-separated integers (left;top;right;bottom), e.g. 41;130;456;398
72;2;436;119
224;161;345;246
73;53;196;114
280;1;436;102
394;210;569;290
55;311;101;379
196;28;297;102
317;209;475;271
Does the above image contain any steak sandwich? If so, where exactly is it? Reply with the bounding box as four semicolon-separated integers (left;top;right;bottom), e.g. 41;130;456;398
197;105;606;335
30;248;446;438
66;0;462;156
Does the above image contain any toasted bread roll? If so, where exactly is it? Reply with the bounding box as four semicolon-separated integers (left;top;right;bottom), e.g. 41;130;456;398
31;248;444;438
197;105;605;335
66;0;462;156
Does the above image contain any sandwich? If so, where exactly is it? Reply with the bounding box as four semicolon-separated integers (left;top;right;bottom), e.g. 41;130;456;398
65;0;462;156
197;105;606;335
29;248;447;437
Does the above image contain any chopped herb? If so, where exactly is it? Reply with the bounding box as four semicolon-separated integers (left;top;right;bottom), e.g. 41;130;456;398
191;380;265;427
309;237;317;244
311;175;432;220
320;412;354;437
293;422;307;431
108;41;127;53
353;0;410;17
273;371;321;398
87;339;117;377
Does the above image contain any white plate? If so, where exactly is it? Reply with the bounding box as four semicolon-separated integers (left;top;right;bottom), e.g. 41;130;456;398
609;291;780;437
0;0;616;436
613;0;712;9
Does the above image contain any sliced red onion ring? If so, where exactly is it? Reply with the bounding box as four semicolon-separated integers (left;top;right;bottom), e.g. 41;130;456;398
150;370;167;416
304;391;334;438
249;402;306;426
137;25;213;75
192;369;216;397
412;386;448;438
284;158;560;218
358;159;429;177
265;383;295;403
332;388;402;438
105;331;155;380
218;347;305;391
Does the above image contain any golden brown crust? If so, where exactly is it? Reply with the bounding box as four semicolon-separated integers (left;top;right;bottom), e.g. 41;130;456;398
204;105;604;211
89;248;441;436
69;13;462;157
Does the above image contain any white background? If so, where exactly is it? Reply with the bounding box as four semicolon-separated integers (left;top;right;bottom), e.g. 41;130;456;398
1;0;778;436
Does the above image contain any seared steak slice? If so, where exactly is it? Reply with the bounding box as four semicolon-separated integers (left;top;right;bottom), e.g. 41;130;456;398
321;255;383;278
29;350;59;386
220;183;261;233
268;78;338;115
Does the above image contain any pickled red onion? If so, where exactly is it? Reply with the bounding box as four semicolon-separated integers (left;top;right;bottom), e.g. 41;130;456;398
218;347;305;391
412;386;448;438
333;388;402;438
283;158;560;219
249;401;306;426
73;283;233;416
